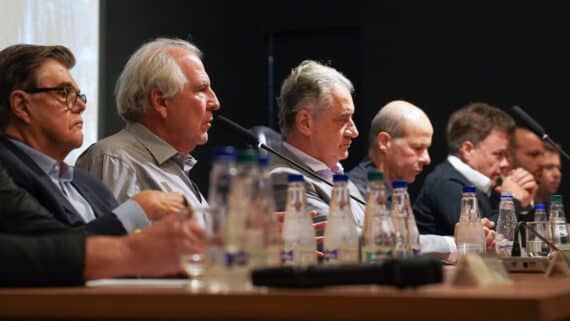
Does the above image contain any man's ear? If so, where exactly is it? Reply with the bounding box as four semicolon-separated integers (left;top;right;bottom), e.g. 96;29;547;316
296;109;313;136
459;141;475;162
149;88;168;118
8;90;32;124
377;131;391;153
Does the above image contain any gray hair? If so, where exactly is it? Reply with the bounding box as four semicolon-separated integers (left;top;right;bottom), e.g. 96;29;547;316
277;60;353;139
115;38;202;120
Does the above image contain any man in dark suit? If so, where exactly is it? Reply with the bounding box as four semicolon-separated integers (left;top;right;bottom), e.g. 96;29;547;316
414;102;538;236
0;44;184;235
0;162;205;287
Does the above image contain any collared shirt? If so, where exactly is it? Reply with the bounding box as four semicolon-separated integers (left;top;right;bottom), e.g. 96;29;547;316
9;138;146;230
447;155;492;195
76;122;208;228
283;142;364;227
9;138;96;223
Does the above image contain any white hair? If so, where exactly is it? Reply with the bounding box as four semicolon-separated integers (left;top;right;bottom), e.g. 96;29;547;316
115;38;202;120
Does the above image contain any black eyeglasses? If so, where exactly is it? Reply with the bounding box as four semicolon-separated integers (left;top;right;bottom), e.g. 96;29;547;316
26;86;87;111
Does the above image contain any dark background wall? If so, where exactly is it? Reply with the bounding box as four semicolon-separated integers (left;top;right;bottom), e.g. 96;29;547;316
99;0;570;205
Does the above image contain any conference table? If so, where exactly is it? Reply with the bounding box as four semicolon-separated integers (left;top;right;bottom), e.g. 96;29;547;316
0;270;569;321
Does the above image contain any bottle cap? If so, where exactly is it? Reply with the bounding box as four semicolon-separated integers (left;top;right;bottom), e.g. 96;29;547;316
213;146;236;160
237;148;257;163
288;174;304;182
333;174;348;182
535;203;546;211
367;169;384;181
257;153;270;167
392;179;408;189
500;192;513;199
551;194;562;202
462;185;476;193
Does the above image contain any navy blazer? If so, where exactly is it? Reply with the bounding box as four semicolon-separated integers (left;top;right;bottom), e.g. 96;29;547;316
0;137;126;235
413;160;500;236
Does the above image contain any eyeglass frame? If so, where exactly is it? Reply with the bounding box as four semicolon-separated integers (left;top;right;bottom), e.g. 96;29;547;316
25;86;87;111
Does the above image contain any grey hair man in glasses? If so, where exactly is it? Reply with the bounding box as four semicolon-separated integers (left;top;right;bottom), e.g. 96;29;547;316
0;44;187;235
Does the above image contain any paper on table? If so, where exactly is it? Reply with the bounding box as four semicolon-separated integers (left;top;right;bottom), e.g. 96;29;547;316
87;278;188;287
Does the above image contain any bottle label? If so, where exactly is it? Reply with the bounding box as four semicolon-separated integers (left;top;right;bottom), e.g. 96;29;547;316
324;249;339;262
225;251;249;267
281;249;294;263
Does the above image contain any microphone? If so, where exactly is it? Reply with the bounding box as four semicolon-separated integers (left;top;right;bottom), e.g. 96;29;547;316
213;115;365;206
251;256;443;288
511;105;570;161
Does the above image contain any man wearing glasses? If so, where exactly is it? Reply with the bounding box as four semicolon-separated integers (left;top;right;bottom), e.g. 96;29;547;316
0;44;186;235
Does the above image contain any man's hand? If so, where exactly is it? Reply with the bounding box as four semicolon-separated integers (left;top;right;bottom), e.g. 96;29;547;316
481;218;496;252
453;218;496;253
496;168;538;208
125;214;206;277
131;190;185;220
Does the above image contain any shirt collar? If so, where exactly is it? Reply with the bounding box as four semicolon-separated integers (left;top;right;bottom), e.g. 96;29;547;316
447;155;491;195
7;137;74;182
126;122;197;170
283;142;344;174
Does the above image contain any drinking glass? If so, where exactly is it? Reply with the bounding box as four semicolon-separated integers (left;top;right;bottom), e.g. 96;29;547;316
525;221;549;257
178;206;215;292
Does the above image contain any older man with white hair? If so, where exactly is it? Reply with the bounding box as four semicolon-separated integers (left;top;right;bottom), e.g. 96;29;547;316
77;38;220;227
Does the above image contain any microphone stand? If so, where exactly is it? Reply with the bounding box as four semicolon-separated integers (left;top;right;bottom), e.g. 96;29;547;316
215;115;365;206
511;105;570;162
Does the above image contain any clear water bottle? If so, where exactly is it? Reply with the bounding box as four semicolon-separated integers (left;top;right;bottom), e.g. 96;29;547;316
323;174;359;264
495;192;518;257
361;169;394;262
456;185;485;257
253;153;282;267
203;146;237;291
224;149;259;289
281;174;317;265
391;180;411;257
404;190;422;256
534;203;547;222
549;195;569;246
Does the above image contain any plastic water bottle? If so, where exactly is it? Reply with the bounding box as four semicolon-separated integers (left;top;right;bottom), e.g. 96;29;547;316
549;194;569;246
495;192;518;256
391;180;411;257
361;169;394;262
456;185;485;257
281;174;317;265
323;174;359;264
404;190;421;256
534;203;547;222
253;153;282;267
203;146;237;291
224;148;259;289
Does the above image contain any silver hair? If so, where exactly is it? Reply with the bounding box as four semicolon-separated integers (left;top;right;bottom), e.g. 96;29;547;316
115;38;202;120
277;60;353;139
368;103;409;154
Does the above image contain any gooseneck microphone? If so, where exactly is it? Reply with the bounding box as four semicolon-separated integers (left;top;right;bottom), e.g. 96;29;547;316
511;105;570;161
214;114;365;205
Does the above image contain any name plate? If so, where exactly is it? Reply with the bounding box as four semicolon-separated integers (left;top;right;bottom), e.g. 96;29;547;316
452;254;512;287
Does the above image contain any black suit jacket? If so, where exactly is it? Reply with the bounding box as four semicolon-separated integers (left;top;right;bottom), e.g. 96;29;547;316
413;160;501;235
0;163;86;286
0;137;125;235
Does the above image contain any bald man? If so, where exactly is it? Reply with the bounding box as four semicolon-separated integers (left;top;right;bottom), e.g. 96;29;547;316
348;100;433;197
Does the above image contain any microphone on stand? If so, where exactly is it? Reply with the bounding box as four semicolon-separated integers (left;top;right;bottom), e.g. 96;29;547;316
511;105;570;161
214;114;365;206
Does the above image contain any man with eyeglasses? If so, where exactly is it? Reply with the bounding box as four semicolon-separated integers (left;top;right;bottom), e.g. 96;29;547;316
0;44;187;235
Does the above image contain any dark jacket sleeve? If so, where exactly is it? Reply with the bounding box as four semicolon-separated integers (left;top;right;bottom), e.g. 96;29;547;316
0;231;86;287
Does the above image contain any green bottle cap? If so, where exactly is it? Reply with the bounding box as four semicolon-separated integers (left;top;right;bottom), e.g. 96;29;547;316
367;169;384;181
237;148;257;163
550;194;562;203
